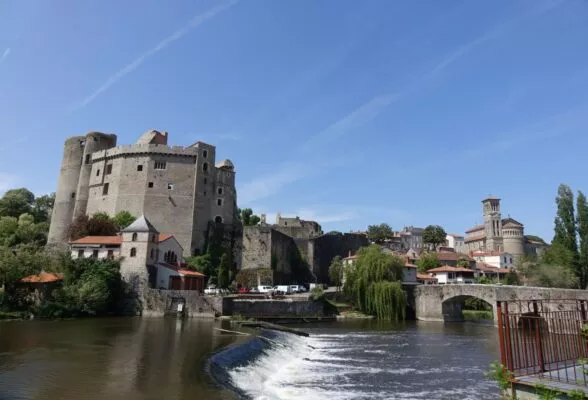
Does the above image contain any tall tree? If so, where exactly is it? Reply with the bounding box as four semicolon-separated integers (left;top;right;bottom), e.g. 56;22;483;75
552;184;580;285
113;211;136;230
31;193;55;223
417;252;441;272
0;188;35;218
366;223;394;244
577;191;588;289
328;255;344;296
239;208;261;226
423;225;447;250
217;253;230;289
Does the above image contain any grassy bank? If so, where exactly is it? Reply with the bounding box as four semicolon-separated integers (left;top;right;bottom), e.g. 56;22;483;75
463;310;493;321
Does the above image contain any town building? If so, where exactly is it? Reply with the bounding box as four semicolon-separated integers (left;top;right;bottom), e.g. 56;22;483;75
399;226;424;250
436;251;476;268
48;130;238;257
340;252;418;285
471;250;514;269
475;263;511;281
465;197;527;258
446;234;466;253
417;273;438;285
427;266;476;284
69;215;205;292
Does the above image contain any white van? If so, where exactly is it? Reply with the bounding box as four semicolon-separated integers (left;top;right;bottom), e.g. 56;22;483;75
257;285;275;294
289;285;306;293
274;285;292;295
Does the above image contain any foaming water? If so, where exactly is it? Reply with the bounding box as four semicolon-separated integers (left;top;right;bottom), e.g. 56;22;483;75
222;322;500;400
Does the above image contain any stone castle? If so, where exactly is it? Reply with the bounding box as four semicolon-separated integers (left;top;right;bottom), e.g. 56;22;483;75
465;197;526;257
47;130;238;256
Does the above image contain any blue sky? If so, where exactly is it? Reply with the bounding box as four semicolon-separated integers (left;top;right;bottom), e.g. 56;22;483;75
1;0;587;242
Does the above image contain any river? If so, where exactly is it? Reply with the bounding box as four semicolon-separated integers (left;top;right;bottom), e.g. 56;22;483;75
0;318;500;400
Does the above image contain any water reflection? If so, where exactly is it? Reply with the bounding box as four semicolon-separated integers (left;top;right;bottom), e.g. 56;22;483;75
0;318;239;400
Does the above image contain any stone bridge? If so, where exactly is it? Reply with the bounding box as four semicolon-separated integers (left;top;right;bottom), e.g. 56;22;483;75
414;284;588;322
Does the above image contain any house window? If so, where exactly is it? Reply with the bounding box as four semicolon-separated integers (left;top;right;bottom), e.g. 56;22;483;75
203;162;208;172
154;161;166;170
203;150;208;159
78;250;84;258
130;248;137;257
96;169;100;176
106;164;113;174
218;187;223;195
148;182;154;188
150;248;154;259
107;250;114;259
102;183;109;195
132;232;138;242
92;250;99;258
85;154;91;164
152;235;157;243
137;165;143;171
215;216;223;224
217;198;222;206
167;182;174;190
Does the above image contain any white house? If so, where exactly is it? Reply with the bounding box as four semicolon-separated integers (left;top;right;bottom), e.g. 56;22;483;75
417;273;438;285
427;265;476;284
68;216;205;291
471;251;514;269
446;234;466;253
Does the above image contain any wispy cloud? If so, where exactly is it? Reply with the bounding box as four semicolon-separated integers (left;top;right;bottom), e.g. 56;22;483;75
0;136;29;152
303;1;563;150
73;1;237;110
0;48;11;64
238;163;313;205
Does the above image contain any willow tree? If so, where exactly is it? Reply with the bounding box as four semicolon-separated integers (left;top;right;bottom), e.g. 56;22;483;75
344;244;406;321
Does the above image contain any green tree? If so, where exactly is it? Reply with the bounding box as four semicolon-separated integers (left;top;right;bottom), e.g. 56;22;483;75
505;270;520;286
113;211;136;230
187;253;214;279
577;191;588;289
0;244;50;288
366;223;394;244
344;244;406;321
0;188;35;218
217;253;230;289
0;216;18;246
69;214;118;240
239;208;261;226
457;258;470;268
417;252;441;272
553;184;579;278
423;225;447;250
328;255;344;296
31;193;55;223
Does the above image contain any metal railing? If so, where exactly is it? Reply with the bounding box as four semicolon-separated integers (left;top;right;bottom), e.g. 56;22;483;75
496;299;588;386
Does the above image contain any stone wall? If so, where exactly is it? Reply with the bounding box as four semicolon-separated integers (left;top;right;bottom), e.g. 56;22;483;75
311;233;369;283
141;289;220;317
229;298;325;318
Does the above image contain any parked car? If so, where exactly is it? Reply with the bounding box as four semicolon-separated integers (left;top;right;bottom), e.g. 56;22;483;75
238;287;250;294
273;285;292;295
204;286;218;295
257;285;275;294
289;285;306;293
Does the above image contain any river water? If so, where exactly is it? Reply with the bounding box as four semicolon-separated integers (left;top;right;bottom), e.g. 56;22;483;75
0;318;500;400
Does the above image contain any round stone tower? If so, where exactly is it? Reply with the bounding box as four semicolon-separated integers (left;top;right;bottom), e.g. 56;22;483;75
47;135;86;246
47;132;117;247
72;132;117;219
502;222;525;257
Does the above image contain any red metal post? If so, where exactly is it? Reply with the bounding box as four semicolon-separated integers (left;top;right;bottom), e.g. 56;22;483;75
504;301;514;372
533;301;545;373
496;301;507;368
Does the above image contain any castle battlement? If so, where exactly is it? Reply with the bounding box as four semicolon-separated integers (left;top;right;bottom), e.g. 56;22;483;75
92;143;201;161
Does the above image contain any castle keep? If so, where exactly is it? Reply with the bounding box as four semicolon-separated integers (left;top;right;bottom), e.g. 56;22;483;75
48;130;238;256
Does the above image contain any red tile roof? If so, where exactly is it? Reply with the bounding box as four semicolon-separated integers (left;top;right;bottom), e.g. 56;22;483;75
472;250;503;257
158;233;174;243
417;273;437;281
428;265;475;273
436;252;472;261
466;224;484;233
465;234;486;242
20;272;63;283
70;236;122;245
475;263;511;273
178;269;205;278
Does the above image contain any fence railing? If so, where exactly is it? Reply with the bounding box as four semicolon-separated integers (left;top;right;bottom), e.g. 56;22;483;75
496;299;588;386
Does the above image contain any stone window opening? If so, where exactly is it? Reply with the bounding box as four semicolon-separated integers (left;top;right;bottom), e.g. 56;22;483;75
203;150;208;159
152;235;157;243
154;161;166;170
85;154;91;164
80;140;86;148
106;164;113;175
132;232;138;242
71;192;76;199
102;183;109;195
164;251;177;264
148;182;154;188
150;249;154;259
137;165;143;172
167;182;174;190
130;248;137;257
218;187;223;195
203;162;208;172
96;169;100;176
215;216;223;224
217;198;222;206
203;191;206;196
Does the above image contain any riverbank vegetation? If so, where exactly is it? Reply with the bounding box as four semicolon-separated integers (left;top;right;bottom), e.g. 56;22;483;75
343;245;406;321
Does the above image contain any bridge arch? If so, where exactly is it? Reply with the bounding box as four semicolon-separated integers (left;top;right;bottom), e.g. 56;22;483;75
441;294;495;322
